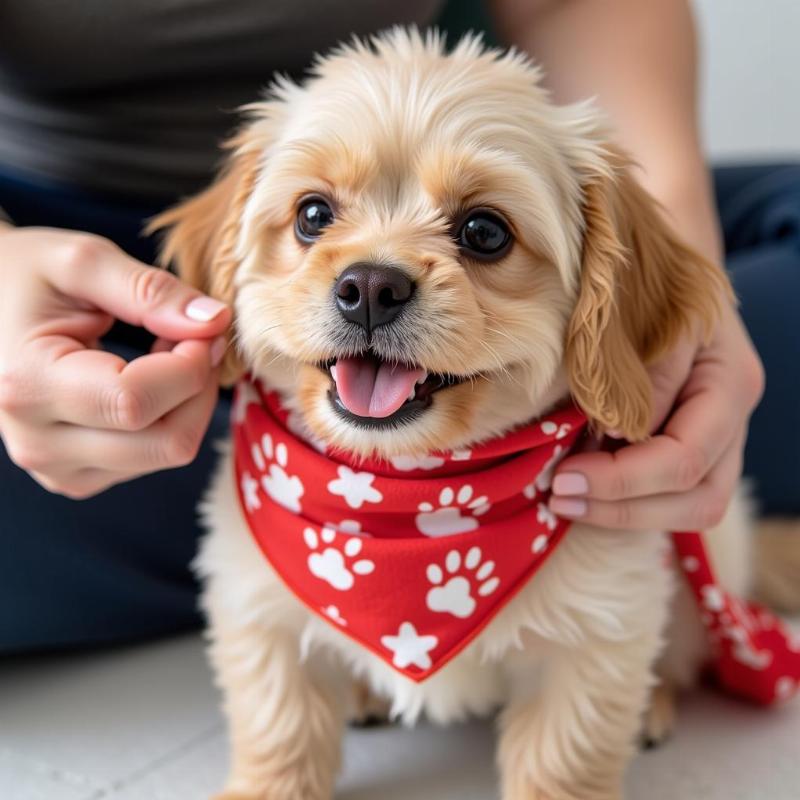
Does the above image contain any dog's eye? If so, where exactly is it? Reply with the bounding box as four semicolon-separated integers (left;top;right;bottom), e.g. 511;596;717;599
296;197;335;242
457;211;512;260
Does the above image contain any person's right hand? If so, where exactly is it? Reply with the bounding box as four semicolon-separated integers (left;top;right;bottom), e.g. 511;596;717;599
0;224;231;498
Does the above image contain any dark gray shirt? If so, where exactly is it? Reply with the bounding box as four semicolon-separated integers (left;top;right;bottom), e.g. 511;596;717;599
0;0;444;198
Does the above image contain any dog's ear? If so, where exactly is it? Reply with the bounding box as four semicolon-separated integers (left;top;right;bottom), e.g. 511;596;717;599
147;132;261;385
565;153;732;440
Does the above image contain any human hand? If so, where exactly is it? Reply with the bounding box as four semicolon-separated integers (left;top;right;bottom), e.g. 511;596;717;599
549;302;764;531
0;225;232;498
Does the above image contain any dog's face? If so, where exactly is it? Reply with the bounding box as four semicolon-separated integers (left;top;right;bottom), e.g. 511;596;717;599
155;31;727;458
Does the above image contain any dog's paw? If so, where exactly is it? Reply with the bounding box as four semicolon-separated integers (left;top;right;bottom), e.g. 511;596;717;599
349;680;392;727
640;682;676;750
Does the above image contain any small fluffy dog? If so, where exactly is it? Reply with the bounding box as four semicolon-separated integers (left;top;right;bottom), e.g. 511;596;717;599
153;30;799;800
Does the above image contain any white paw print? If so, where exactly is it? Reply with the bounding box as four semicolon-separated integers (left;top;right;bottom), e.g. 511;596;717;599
540;420;572;440
682;555;700;573
776;677;797;701
536;502;558;532
523;445;566;499
253;434;304;513
701;585;726;613
389;454;446;471
425;546;500;618
232;380;260;424
450;448;472;461
531;532;550;555
304;526;375;591
416;485;490;537
732;641;772;671
327;466;383;509
240;470;261;512
323;519;371;537
322;604;347;626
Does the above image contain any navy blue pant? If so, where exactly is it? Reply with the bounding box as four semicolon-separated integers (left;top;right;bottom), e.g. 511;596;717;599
1;163;798;653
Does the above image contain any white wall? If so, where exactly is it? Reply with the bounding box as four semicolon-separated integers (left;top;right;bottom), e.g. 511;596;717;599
694;0;800;161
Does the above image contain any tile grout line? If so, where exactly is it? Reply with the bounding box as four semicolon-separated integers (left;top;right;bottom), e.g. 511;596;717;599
0;746;105;794
81;722;224;799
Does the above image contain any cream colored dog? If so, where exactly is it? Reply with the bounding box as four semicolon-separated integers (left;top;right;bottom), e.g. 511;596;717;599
153;29;798;800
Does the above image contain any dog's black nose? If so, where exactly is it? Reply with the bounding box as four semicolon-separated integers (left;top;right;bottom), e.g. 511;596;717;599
334;264;414;333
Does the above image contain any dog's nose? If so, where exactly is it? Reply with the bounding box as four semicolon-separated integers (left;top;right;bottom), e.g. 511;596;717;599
334;264;414;333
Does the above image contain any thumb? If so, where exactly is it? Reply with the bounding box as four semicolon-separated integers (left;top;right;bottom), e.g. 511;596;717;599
46;237;231;341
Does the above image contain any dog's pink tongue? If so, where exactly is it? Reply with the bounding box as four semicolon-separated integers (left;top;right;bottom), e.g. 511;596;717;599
333;357;425;418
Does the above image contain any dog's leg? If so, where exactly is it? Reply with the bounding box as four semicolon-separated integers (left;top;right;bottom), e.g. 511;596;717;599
496;526;672;800
208;610;345;800
498;632;660;800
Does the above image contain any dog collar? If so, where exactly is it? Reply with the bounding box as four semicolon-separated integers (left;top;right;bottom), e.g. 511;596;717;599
231;378;800;701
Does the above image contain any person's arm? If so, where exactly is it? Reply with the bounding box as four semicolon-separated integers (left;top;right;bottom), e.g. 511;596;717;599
493;0;720;261
490;0;764;531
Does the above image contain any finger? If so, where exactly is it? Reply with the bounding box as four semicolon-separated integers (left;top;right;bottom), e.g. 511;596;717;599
43;235;231;341
554;384;742;502
550;433;745;532
50;373;219;473
28;467;117;500
29;463;160;499
645;337;696;433
44;338;223;430
151;337;177;354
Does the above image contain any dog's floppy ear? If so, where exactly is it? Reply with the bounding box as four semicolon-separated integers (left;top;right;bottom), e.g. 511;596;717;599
565;152;732;440
147;132;261;385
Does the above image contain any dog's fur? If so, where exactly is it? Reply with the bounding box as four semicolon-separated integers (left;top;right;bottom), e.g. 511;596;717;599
152;30;797;800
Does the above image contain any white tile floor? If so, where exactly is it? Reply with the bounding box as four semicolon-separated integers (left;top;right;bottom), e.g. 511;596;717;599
2;634;799;800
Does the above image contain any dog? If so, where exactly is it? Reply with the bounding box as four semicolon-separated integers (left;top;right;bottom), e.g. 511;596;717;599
152;29;800;800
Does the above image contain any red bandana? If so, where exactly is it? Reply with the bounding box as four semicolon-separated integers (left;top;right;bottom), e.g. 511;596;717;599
232;379;800;703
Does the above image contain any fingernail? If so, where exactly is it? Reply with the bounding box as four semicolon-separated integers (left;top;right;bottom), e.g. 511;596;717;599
210;336;227;367
549;498;587;518
552;472;589;496
186;296;226;322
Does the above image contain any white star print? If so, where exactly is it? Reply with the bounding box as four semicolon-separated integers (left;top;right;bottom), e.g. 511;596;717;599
380;621;438;671
327;466;383;509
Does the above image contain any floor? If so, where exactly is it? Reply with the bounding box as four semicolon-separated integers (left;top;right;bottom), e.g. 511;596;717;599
2;634;800;800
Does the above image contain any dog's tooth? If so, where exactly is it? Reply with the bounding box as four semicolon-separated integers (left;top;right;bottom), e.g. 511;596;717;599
416;373;428;385
407;387;416;402
330;365;338;380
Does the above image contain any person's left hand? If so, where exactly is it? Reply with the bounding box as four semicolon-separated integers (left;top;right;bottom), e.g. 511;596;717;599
549;301;764;531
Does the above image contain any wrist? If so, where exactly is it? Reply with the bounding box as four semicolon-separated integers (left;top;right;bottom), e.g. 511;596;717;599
648;170;723;264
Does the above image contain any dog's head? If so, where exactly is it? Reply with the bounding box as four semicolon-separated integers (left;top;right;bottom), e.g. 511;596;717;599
152;29;729;458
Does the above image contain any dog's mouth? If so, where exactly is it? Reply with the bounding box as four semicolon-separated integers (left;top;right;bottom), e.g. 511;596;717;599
319;354;465;428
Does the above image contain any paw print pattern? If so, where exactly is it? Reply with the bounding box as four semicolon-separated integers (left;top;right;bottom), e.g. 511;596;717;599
536;502;558;532
416;485;490;537
304;526;375;591
232;380;261;424
523;445;565;499
253;434;304;513
540;420;573;440
323;519;371;538
425;547;500;618
240;470;261;512
389;454;446;471
322;604;347;626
